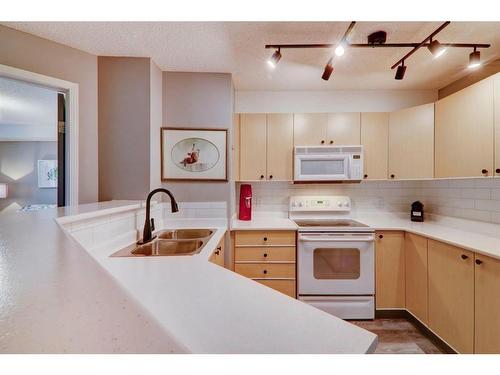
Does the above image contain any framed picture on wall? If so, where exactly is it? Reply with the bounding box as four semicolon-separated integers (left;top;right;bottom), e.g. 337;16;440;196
37;160;58;188
161;127;227;181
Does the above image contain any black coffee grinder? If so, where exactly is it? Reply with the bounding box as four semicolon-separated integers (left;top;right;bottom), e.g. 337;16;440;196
411;201;424;222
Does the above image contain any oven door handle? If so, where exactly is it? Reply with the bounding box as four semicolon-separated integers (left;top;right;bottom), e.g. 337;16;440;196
298;234;375;242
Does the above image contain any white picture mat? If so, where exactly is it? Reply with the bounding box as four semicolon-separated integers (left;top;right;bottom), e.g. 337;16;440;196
37;159;58;188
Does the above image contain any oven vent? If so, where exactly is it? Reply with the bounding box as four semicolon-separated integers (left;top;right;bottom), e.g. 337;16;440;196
295;146;363;154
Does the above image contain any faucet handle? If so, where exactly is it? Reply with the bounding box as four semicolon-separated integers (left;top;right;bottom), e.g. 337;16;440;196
150;218;155;232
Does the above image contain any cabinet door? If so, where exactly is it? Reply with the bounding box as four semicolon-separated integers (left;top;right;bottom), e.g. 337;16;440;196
293;113;328;146
474;253;500;353
405;233;428;324
232;114;240;181
327;112;361;145
267;114;294;181
388;103;434;179
435;77;494;178
240;114;267;181
361;112;389;180
428;240;474;353
494;74;500;177
375;231;405;309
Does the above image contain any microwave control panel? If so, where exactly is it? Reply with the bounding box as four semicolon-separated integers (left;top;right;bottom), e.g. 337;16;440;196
350;154;363;179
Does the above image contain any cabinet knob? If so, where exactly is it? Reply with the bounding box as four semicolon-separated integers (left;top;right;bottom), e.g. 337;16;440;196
461;254;469;260
263;253;268;258
321;140;325;144
269;175;273;179
263;237;268;242
263;269;268;274
260;175;264;179
214;250;220;255
482;169;488;175
364;174;368;179
329;140;334;144
378;234;384;239
475;259;483;265
496;168;500;174
390;174;395;179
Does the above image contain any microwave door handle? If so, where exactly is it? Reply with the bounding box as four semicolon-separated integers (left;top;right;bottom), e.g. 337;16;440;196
299;234;374;242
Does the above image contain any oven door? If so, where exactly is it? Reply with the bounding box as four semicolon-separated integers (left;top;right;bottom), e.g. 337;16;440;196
294;154;350;181
298;232;374;295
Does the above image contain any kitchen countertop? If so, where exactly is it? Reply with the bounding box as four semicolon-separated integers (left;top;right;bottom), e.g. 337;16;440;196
0;202;377;354
231;212;500;261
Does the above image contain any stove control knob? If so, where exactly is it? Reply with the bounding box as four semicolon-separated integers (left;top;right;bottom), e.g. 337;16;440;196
337;202;342;207
292;201;297;207
298;202;303;207
344;202;350;207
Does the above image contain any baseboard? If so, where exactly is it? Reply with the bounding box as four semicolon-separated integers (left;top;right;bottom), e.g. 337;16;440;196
376;309;457;354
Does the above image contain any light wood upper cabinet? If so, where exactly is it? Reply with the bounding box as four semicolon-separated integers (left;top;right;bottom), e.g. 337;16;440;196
428;240;474;354
293;113;328;146
361;112;389;180
327;112;361;145
474;253;500;353
267;114;293;180
435;77;495;178
494;73;500;177
239;114;267;181
405;233;428;324
388;103;434;179
232;114;240;181
375;231;405;309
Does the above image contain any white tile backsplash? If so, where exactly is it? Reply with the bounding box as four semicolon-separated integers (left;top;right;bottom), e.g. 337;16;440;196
236;178;500;224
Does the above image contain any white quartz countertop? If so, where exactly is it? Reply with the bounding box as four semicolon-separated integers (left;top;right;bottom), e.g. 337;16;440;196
231;213;500;261
0;202;377;354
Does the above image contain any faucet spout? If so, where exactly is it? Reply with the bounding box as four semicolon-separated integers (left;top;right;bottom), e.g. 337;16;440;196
138;188;179;244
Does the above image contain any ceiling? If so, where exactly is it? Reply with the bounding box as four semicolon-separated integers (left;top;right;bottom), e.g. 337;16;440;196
3;21;500;90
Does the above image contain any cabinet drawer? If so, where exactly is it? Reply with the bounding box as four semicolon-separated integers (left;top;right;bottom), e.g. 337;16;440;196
235;231;295;246
234;246;295;262
234;263;295;279
256;279;296;298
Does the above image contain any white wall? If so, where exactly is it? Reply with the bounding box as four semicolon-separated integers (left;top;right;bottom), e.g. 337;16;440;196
235;89;438;113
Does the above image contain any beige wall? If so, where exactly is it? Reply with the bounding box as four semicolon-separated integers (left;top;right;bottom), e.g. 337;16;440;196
0;25;98;203
98;57;151;201
150;60;163;191
161;72;233;205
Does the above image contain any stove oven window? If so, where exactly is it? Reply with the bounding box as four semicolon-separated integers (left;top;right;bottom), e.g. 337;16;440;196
313;248;360;279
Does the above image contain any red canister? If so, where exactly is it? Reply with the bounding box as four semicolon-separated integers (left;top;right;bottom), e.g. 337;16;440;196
238;184;252;221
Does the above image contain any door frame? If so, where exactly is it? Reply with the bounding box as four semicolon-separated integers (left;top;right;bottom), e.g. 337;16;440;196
0;63;79;206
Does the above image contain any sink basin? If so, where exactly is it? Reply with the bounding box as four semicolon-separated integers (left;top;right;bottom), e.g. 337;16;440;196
131;239;204;256
157;228;213;240
109;228;214;257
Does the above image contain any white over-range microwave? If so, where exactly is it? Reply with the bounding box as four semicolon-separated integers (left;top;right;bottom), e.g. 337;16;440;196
293;145;364;183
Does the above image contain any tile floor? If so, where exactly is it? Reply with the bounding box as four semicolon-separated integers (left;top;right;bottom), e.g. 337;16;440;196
351;319;445;354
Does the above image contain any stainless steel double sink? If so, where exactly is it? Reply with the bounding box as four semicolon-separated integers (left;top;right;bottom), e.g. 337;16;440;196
110;228;214;257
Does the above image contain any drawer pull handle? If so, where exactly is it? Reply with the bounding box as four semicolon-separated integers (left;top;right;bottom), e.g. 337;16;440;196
496;168;500;174
476;259;483;265
461;254;469;260
378;234;384;239
260;175;264;179
482;169;488;175
269;175;273;179
321;140;325;144
263;270;268;274
263;237;268;242
364;174;368;178
390;174;395;179
263;253;268;258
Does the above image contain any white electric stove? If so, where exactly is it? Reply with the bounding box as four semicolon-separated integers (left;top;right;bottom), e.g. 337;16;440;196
289;196;375;320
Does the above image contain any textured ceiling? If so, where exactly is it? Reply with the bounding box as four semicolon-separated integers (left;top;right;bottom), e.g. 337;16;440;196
3;21;500;90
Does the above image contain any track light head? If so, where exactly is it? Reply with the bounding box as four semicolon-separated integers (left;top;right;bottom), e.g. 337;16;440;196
267;49;281;69
322;58;334;81
395;63;407;80
428;39;447;58
335;44;345;57
468;49;481;69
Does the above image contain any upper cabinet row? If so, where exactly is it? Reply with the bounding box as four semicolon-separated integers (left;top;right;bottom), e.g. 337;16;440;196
234;72;500;182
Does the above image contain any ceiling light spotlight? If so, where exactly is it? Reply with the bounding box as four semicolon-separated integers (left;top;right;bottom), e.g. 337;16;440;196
322;58;334;81
468;48;481;69
428;39;447;59
267;48;281;69
335;44;345;57
395;62;407;80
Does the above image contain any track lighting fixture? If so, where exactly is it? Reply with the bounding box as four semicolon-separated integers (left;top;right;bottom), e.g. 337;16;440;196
428;39;447;58
395;62;406;80
335;44;345;57
468;48;481;69
322;58;334;81
267;48;281;69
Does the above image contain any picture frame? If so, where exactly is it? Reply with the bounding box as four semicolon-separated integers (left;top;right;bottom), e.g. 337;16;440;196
161;127;228;182
37;160;58;188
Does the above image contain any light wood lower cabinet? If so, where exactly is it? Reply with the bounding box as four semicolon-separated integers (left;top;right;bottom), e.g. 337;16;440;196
474;253;500;353
209;235;225;267
428;239;474;354
233;230;296;298
375;231;405;309
405;233;428;324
